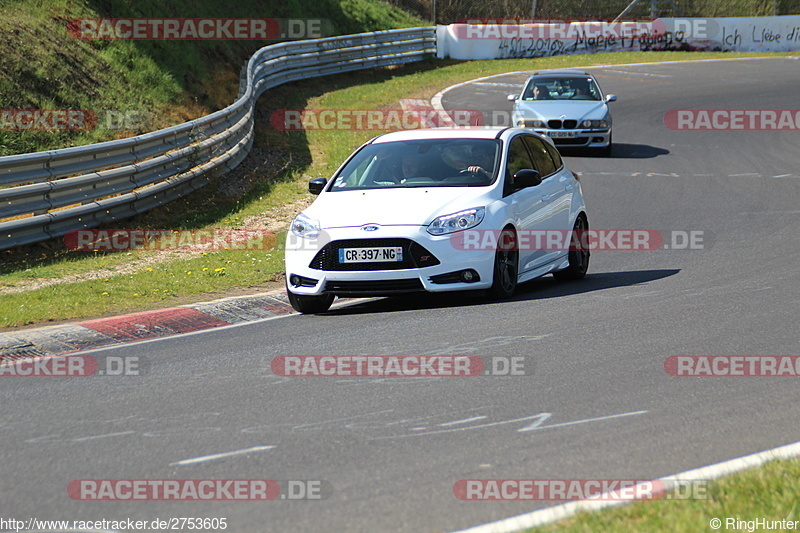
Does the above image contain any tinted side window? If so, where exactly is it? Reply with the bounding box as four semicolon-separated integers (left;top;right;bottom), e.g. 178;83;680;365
523;136;557;177
505;136;535;179
543;141;564;171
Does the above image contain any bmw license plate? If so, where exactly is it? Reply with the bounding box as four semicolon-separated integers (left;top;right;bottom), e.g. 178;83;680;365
547;131;576;138
338;247;403;263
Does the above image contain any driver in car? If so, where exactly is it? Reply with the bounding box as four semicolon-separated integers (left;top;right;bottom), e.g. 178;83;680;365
465;145;495;179
570;80;594;100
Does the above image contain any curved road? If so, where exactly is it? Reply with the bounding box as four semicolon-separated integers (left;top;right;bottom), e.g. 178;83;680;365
2;57;800;532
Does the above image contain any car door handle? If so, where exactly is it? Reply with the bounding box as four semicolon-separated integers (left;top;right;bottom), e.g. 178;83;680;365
541;193;554;202
565;184;574;191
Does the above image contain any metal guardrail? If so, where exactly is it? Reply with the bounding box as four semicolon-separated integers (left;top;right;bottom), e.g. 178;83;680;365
0;27;436;250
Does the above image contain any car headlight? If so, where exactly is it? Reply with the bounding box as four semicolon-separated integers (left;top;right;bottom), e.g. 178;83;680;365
581;120;609;128
290;213;321;239
427;207;485;235
517;119;545;128
529;120;545;128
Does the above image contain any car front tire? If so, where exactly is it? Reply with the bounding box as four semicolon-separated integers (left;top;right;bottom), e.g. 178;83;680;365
488;228;519;299
286;282;334;314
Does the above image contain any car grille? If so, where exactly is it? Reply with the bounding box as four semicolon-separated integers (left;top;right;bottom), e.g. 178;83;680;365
552;137;590;145
324;279;424;295
547;119;578;129
309;238;440;271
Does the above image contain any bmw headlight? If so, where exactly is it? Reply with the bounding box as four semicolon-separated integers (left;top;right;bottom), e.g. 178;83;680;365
290;213;321;239
519;119;545;128
580;120;609;128
427;207;485;235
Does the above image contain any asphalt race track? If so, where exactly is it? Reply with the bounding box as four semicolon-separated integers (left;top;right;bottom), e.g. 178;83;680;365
2;57;800;532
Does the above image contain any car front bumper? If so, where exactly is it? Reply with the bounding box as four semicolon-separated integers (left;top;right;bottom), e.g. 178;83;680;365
535;129;611;148
284;226;497;297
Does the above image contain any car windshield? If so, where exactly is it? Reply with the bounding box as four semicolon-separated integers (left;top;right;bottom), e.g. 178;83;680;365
329;139;501;190
522;77;602;101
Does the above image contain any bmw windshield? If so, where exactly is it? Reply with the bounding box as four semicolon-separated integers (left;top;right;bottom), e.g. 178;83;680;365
522;77;602;101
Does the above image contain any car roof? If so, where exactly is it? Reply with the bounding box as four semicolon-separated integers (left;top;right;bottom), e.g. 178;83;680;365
528;70;594;79
371;127;511;143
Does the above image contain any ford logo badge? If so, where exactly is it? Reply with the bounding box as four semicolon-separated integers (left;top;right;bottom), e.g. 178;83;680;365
361;225;379;232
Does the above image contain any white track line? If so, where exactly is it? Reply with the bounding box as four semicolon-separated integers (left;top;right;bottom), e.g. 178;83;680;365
440;416;488;426
72;431;136;442
170;445;276;466
451;439;800;533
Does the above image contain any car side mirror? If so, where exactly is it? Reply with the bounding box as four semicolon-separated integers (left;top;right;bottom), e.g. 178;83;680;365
513;169;541;189
507;94;518;102
309;177;327;195
606;94;617;102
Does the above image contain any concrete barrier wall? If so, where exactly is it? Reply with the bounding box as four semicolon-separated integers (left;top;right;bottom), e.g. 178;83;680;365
436;16;800;59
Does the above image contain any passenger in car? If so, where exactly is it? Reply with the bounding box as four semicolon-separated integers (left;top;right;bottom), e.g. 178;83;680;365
400;153;421;179
570;81;594;100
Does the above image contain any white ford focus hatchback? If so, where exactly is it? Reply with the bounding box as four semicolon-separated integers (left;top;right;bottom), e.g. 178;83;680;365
284;127;589;313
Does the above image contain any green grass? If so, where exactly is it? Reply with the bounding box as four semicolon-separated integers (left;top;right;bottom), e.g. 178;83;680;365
531;458;800;532
0;246;287;327
2;50;797;327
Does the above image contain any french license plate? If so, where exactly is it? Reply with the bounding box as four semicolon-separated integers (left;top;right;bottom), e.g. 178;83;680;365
548;131;576;138
338;247;403;263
